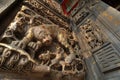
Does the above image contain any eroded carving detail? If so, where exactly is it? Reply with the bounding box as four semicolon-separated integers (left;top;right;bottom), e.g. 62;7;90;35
80;19;106;49
0;0;85;78
23;0;69;29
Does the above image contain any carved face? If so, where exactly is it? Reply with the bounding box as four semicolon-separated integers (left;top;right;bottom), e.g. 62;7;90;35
34;27;52;45
42;34;52;45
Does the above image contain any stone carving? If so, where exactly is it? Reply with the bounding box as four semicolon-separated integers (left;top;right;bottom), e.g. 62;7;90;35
23;0;69;29
0;0;85;77
42;0;63;15
1;5;52;43
75;10;89;25
0;24;84;74
0;1;86;80
71;1;86;17
80;19;105;49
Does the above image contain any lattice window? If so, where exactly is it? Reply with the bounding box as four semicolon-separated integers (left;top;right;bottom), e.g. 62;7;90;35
93;42;120;73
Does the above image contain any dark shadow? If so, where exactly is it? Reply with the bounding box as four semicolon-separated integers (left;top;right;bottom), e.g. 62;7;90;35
0;0;22;37
102;0;120;11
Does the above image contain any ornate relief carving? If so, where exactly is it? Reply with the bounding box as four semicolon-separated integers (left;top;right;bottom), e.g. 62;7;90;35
24;0;69;30
42;0;63;15
0;0;85;78
71;1;86;17
80;19;106;49
74;9;89;25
